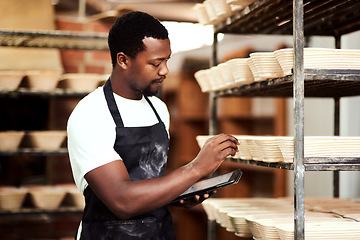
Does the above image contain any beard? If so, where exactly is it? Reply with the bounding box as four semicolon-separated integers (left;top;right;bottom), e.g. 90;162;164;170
142;85;159;96
142;78;164;97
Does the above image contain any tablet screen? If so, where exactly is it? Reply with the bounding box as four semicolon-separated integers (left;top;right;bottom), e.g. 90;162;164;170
171;169;242;203
182;172;235;195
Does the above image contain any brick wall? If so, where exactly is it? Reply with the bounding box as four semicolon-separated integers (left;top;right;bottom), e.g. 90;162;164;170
56;18;113;74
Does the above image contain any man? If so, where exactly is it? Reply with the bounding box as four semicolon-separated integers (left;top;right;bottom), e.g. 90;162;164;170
67;11;239;239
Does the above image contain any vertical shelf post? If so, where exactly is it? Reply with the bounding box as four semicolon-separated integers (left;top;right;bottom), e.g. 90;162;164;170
333;35;341;198
293;0;305;239
209;31;218;136
207;31;218;240
333;97;340;197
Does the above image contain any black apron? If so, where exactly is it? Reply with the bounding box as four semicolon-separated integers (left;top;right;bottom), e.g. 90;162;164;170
79;80;176;240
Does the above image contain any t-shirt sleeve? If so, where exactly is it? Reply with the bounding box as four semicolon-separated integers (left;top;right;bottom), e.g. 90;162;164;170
67;97;121;193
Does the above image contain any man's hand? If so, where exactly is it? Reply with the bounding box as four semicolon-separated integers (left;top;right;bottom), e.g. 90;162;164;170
191;134;239;178
171;191;216;208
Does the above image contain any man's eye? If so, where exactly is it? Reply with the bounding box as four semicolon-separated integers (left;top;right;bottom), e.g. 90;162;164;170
152;63;161;67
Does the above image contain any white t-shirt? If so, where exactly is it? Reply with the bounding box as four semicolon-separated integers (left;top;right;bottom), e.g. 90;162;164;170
67;86;170;194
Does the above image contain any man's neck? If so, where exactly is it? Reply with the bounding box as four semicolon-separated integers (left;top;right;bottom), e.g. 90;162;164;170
109;71;142;100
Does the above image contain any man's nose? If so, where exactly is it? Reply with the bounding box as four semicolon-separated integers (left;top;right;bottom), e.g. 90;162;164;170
159;62;169;76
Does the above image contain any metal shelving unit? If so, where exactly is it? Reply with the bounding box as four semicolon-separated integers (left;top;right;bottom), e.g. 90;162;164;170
0;29;101;217
208;0;360;239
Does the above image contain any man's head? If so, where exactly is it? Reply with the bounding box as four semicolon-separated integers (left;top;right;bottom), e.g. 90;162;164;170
108;11;169;68
108;11;171;98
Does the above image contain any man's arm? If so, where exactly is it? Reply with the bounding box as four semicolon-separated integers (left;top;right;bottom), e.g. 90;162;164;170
85;133;239;219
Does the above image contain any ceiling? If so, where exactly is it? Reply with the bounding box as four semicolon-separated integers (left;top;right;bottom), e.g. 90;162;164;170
55;0;203;23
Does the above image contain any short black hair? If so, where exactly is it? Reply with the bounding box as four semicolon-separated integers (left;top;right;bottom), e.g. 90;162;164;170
108;11;169;67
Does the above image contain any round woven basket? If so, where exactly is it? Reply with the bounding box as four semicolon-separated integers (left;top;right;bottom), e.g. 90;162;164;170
0;131;25;151
27;130;67;150
60;73;101;93
57;184;85;209
0;186;28;210
0;71;24;91
25;70;61;92
25;185;66;210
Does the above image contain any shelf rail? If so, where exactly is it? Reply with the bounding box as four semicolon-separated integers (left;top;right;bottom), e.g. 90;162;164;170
0;148;68;156
214;69;360;98
0;29;108;50
227;157;360;171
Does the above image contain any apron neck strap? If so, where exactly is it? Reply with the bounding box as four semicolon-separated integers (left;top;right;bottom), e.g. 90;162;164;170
144;95;162;123
103;79;163;127
103;79;124;127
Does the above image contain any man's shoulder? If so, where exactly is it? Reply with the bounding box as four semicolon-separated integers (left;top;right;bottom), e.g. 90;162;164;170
77;87;105;107
147;96;167;110
69;87;108;121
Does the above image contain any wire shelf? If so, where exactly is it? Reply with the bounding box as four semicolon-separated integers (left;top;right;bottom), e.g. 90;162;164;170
215;69;360;98
0;29;108;50
215;0;360;36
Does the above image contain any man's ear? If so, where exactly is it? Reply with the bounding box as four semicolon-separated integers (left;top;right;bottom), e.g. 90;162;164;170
117;52;128;69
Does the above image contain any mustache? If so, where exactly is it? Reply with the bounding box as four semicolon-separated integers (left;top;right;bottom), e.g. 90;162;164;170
152;76;166;83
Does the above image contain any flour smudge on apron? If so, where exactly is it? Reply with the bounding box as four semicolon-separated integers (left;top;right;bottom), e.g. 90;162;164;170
139;143;167;179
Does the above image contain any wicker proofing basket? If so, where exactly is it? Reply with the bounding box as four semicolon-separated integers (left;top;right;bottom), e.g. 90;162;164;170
60;73;101;93
25;185;66;210
0;131;25;151
0;187;28;210
27;130;67;150
25;70;62;92
57;184;85;209
0;71;25;91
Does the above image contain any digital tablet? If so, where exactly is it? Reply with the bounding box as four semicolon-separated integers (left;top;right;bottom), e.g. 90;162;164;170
171;169;242;203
